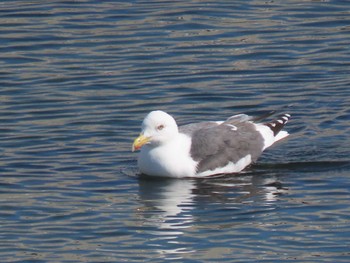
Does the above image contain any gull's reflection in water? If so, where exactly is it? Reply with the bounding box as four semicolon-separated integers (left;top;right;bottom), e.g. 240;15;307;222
137;176;196;228
137;177;197;258
136;171;287;259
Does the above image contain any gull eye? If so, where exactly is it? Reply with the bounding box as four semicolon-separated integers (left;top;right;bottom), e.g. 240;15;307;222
157;124;164;131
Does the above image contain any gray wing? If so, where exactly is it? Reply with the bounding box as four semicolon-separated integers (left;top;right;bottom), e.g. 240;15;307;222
179;121;219;137
189;120;265;173
179;114;252;136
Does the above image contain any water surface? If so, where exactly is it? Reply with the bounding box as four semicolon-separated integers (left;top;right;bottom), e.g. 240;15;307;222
0;0;349;262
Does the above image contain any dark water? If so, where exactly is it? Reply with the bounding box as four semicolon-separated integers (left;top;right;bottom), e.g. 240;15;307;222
1;0;349;262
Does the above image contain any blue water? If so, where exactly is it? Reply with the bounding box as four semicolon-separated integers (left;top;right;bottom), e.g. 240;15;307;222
0;0;349;262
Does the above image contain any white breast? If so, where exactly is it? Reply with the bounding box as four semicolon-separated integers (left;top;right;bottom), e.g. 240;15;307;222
138;133;197;178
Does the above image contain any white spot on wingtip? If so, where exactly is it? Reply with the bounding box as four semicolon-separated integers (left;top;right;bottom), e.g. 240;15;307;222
225;124;237;131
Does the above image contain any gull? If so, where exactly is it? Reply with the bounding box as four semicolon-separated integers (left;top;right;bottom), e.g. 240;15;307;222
132;110;290;178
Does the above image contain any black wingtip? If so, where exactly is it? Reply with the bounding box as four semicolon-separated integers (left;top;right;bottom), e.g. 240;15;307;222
250;110;277;122
264;113;291;136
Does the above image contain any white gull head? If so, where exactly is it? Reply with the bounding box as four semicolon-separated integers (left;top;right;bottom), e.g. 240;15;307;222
141;110;179;146
132;110;197;177
133;111;179;151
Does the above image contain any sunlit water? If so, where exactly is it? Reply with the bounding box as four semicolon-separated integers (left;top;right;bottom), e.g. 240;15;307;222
0;1;349;262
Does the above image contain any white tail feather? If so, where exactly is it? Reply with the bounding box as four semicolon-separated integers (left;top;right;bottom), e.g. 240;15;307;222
274;130;289;142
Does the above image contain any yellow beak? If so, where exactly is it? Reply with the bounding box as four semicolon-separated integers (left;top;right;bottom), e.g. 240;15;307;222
132;134;151;152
